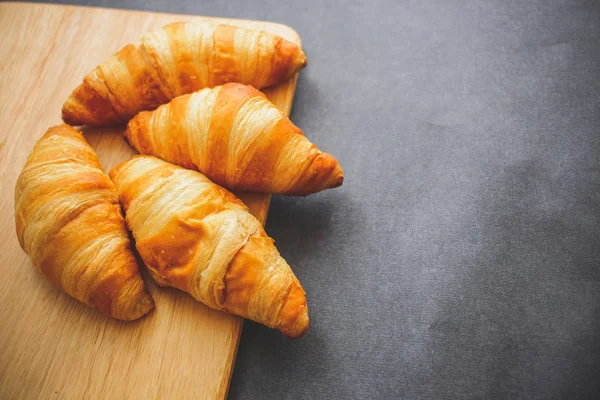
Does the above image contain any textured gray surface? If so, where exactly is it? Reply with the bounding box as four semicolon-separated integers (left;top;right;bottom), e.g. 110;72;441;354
28;0;600;398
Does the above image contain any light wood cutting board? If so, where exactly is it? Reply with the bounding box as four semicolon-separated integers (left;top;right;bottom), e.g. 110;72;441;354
0;2;302;399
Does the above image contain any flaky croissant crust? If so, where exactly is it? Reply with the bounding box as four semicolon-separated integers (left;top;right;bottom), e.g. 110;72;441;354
125;83;343;195
63;22;307;126
14;125;154;320
111;156;309;338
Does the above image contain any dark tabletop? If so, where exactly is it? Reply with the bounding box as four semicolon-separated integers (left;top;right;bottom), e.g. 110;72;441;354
30;0;600;398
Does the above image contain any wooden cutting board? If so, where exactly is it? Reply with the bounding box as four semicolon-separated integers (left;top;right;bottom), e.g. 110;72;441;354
0;2;302;399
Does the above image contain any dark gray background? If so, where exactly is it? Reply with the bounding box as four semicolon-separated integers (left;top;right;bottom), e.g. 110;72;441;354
27;0;600;398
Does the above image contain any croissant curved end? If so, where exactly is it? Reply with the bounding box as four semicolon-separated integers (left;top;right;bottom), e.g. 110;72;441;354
111;276;155;321
61;81;125;127
282;152;344;196
62;94;88;126
277;280;310;339
281;309;309;339
328;162;344;189
311;152;344;193
295;47;308;70
116;293;155;321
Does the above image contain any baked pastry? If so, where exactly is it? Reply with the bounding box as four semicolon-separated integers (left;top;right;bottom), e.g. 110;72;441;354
63;22;307;126
14;125;154;320
110;155;309;338
124;83;344;195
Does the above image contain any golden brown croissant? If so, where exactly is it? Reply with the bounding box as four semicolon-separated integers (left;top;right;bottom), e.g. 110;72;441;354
110;156;309;338
63;22;307;126
14;125;154;320
124;83;344;195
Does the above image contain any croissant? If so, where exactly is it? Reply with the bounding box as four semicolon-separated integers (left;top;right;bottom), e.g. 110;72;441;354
124;83;344;195
110;156;309;338
14;125;154;320
62;22;307;126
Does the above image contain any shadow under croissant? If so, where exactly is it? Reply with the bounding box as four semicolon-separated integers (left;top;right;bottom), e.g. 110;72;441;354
28;265;151;331
265;192;344;260
229;310;332;397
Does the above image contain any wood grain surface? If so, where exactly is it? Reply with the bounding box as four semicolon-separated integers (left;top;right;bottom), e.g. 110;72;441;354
0;2;301;399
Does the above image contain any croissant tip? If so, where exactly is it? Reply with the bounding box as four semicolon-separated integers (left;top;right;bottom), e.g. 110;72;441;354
61;106;79;127
118;294;155;321
277;280;310;339
333;172;344;188
297;49;308;69
282;310;310;339
329;163;344;189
